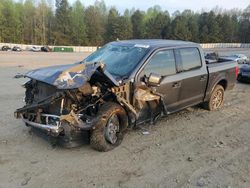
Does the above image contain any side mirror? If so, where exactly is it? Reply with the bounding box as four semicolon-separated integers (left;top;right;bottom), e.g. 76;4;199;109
147;73;162;86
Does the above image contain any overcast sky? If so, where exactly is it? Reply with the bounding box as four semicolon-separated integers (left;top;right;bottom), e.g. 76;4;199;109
69;0;249;14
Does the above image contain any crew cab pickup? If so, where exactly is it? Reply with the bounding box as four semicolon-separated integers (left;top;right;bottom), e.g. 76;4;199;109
15;40;238;151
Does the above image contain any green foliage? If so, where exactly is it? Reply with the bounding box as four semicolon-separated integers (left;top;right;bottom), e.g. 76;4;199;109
0;2;3;42
238;5;250;43
22;0;36;44
70;0;86;45
1;0;19;43
0;1;249;45
145;11;171;39
106;8;120;41
85;6;104;46
53;0;71;45
105;7;133;41
35;0;50;45
131;10;145;39
171;15;192;40
116;15;133;40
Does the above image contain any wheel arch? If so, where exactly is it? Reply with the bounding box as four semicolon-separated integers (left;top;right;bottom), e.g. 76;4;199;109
90;101;128;152
217;79;228;90
205;77;227;102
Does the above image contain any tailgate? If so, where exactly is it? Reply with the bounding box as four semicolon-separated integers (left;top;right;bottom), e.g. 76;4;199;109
205;61;237;101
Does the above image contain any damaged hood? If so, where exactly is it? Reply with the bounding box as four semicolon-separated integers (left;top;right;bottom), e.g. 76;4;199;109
25;62;120;89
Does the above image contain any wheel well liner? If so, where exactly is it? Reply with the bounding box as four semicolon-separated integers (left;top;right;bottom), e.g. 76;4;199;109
217;79;227;90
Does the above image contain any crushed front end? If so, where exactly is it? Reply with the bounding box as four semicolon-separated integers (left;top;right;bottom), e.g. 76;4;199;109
14;62;121;147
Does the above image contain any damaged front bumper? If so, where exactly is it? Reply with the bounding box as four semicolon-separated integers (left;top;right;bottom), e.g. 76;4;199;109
15;109;96;137
20;113;62;135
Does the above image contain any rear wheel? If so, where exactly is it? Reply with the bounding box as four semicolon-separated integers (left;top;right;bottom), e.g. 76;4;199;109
90;102;128;152
204;85;225;111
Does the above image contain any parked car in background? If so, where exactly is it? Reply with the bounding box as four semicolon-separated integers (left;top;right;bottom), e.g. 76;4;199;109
12;46;22;52
204;52;242;64
221;54;249;64
41;46;52;52
28;46;41;52
1;45;11;51
237;62;250;82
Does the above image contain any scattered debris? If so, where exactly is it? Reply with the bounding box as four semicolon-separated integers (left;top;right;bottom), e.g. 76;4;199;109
142;131;150;135
196;177;206;187
213;140;225;148
225;102;232;107
14;73;24;79
219;141;224;145
210;157;217;162
30;160;39;164
21;176;31;186
187;157;193;162
1;140;8;144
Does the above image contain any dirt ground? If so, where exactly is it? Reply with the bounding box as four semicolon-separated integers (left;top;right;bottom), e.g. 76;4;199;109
0;49;250;188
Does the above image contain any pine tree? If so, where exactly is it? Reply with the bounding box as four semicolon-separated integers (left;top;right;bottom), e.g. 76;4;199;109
106;8;120;41
22;0;36;44
0;1;249;45
85;6;104;46
239;5;250;42
70;0;86;45
131;10;145;39
145;12;170;39
171;14;191;40
0;1;4;42
53;0;71;45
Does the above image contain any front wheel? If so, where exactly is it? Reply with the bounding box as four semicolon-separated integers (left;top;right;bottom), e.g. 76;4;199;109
90;102;128;152
204;85;225;111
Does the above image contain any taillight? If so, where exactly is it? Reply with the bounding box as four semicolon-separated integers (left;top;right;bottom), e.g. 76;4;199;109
235;66;239;78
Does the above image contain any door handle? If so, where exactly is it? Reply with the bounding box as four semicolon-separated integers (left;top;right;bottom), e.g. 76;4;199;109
172;82;181;88
200;76;207;81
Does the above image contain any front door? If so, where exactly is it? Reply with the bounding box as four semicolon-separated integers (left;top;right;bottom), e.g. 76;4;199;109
136;49;182;114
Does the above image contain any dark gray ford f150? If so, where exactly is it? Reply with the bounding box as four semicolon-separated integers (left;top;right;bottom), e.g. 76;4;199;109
15;40;238;151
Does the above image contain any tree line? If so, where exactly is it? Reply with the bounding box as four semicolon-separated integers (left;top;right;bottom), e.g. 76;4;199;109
0;0;249;46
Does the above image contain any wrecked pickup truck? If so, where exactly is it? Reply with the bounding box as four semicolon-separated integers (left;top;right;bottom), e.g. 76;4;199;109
15;40;238;151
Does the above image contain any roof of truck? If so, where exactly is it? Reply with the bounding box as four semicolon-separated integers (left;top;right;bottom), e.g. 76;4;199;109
110;39;198;49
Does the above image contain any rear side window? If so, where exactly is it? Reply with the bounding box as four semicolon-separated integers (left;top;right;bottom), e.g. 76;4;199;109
144;50;176;76
179;48;202;71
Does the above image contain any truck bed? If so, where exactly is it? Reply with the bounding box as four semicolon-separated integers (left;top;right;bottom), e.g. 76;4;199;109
204;60;237;101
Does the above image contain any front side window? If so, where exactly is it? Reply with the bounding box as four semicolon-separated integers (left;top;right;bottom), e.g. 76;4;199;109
179;48;202;71
144;50;176;76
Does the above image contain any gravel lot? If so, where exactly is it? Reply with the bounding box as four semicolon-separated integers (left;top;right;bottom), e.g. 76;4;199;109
0;49;250;188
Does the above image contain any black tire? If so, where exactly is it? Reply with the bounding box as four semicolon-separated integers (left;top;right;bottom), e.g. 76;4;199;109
90;102;128;152
58;123;90;148
203;85;225;111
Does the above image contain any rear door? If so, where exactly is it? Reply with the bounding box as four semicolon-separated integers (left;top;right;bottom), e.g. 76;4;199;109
175;47;208;108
